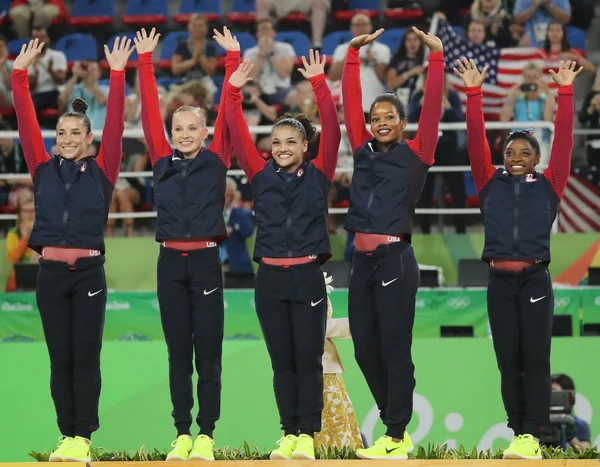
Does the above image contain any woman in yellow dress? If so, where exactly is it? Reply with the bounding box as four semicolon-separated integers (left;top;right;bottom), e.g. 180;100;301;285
314;273;363;451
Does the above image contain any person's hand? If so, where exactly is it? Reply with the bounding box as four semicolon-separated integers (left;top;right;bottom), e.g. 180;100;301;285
590;94;600;108
533;0;543;7
560;51;579;61
227;226;233;235
257;36;269;54
229;60;254;89
72;60;85;78
349;28;384;49
298;49;326;79
408;65;425;77
453;57;488;87
246;85;260;104
134;27;161;55
20;221;33;239
213;26;239;52
507;84;520;102
442;95;451;110
193;44;204;62
13;39;44;71
519;33;530;47
434;11;447;21
104;36;135;71
549;60;584;86
412;26;443;53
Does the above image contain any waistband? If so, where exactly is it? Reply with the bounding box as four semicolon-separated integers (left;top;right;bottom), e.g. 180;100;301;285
489;259;541;273
161;238;219;250
353;239;412;258
261;255;318;268
42;247;102;265
488;261;548;277
354;233;411;252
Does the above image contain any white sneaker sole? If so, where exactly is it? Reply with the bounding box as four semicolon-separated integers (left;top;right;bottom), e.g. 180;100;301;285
62;457;91;462
291;452;315;460
189;454;214;461
503;451;542;460
356;451;408;460
166;455;189;461
48;455;63;462
269;452;291;460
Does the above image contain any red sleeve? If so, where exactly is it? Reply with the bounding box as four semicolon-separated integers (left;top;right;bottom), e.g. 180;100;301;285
225;85;266;182
406;51;445;165
309;74;341;182
544;84;574;200
208;50;241;167
138;52;173;167
465;87;496;194
11;69;50;178
342;47;372;153
96;70;125;187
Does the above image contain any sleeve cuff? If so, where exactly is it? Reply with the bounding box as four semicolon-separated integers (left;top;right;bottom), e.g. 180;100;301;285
346;46;360;63
308;73;326;85
139;52;153;65
428;51;444;62
466;86;483;96
12;68;28;76
109;70;126;77
226;50;241;58
558;84;574;95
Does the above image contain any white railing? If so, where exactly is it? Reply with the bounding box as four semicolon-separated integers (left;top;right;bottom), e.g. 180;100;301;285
0;121;560;221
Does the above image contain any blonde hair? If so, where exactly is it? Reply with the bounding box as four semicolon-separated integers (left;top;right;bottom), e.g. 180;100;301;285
189;13;207;23
172;105;207;127
470;0;505;21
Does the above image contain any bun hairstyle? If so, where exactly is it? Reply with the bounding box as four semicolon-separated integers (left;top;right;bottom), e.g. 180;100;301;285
272;112;317;143
58;97;92;134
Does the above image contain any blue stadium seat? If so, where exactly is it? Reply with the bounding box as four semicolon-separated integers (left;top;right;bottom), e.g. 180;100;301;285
70;0;115;27
175;0;221;23
7;39;30;59
0;0;12;26
276;31;310;64
335;0;378;21
213;76;224;104
566;26;586;51
379;28;406;54
321;31;353;56
227;0;255;24
121;0;168;26
55;34;98;65
157;31;189;70
219;31;256;55
100;33;138;70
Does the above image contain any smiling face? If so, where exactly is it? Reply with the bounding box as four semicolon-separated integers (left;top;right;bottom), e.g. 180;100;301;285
271;125;307;173
370;101;406;147
171;110;208;157
56;117;93;161
504;137;540;176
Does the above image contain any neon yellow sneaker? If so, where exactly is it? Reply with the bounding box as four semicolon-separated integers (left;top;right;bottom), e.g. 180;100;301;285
503;434;542;460
49;436;74;462
166;435;193;461
62;436;91;462
269;434;298;460
404;431;414;453
189;435;215;461
356;435;408;460
292;434;315;460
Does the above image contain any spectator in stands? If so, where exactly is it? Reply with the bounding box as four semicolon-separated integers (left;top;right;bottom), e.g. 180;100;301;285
328;14;391;117
243;18;296;105
256;0;328;49
106;153;150;238
409;72;467;234
0;120;31;210
58;61;108;137
162;79;213;133
221;177;254;274
463;0;514;48
1;34;36;109
513;0;570;48
171;13;218;94
578;70;600;167
239;80;282;151
9;0;67;38
5;190;40;292
551;374;592;452
542;21;595;73
288;80;319;124
466;20;487;45
386;28;424;105
29;27;67;109
500;63;555;166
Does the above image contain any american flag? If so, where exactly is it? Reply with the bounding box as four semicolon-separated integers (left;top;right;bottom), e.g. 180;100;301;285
432;20;559;120
559;168;600;232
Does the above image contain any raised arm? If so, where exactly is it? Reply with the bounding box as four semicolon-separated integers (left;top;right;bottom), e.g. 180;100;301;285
406;27;445;166
454;57;496;193
225;61;267;182
96;37;135;186
208;27;241;167
342;33;381;152
299;50;341;182
11;40;50;178
545;61;582;199
134;28;173;167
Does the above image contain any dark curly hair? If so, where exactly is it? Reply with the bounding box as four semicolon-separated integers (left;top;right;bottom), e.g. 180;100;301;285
272;112;317;143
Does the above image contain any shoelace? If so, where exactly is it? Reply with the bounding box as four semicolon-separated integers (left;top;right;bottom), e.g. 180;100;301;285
171;437;190;448
56;436;72;448
276;435;296;447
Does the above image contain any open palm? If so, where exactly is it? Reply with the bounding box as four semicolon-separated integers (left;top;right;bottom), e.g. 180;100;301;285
213;26;239;52
104;36;135;71
549;60;583;86
298;49;326;79
349;28;384;49
412;26;443;53
134;28;160;55
229;60;254;89
453;57;488;87
13;39;44;71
